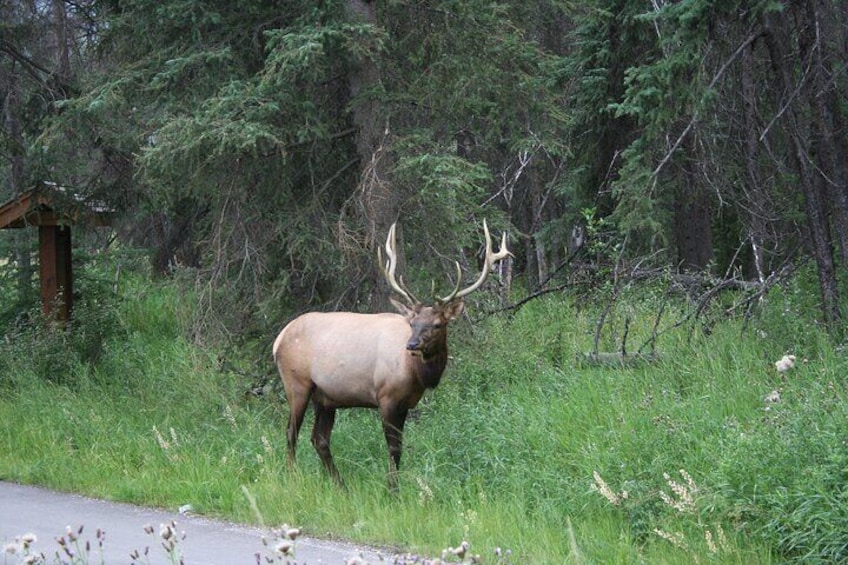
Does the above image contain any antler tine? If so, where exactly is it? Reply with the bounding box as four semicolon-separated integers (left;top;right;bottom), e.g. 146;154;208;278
438;219;511;304
379;222;419;305
441;260;463;304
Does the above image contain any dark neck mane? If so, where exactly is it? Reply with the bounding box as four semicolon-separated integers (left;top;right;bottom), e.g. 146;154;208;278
415;340;449;389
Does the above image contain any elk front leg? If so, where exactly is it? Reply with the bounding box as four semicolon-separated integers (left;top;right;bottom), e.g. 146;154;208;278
381;404;409;494
311;402;343;487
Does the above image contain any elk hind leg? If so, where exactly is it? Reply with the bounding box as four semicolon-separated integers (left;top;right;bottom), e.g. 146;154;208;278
285;387;311;467
311;401;343;487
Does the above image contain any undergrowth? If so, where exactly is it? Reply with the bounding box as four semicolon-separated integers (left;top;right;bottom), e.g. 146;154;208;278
1;259;846;563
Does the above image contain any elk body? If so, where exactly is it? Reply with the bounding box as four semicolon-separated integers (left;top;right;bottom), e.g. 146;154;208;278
273;221;509;492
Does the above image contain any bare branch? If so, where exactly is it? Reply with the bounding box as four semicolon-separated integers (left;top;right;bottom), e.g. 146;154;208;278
653;32;758;179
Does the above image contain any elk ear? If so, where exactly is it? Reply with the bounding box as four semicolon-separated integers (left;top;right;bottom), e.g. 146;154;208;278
390;297;415;318
442;300;464;320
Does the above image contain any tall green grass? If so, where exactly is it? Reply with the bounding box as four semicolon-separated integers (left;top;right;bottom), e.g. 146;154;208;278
1;267;846;563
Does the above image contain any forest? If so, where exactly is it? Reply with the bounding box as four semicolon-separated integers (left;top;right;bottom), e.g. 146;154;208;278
2;0;847;333
2;1;848;563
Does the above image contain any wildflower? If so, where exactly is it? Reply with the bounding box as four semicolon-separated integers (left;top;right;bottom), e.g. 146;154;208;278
4;542;20;555
764;389;782;403
494;547;512;560
223;405;237;428
169;427;179;448
20;533;37;547
703;524;731;554
775;354;796;373
273;539;293;556
443;541;469;560
153;426;170;450
705;529;717;553
283;526;301;540
416;477;434;506
160;522;175;540
660;469;697;513
654;528;688;550
65;525;83;542
261;436;273;455
591;471;628;506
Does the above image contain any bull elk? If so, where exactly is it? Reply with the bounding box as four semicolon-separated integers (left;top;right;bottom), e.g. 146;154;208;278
273;221;509;492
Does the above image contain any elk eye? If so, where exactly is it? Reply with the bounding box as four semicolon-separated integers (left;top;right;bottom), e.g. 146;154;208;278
432;323;443;329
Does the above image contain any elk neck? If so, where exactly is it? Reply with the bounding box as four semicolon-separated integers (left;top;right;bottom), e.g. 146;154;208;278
412;338;449;389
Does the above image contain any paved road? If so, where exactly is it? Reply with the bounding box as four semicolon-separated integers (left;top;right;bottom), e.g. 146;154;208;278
0;482;381;564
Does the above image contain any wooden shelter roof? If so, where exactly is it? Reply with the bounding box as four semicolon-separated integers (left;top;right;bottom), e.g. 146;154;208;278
0;185;112;230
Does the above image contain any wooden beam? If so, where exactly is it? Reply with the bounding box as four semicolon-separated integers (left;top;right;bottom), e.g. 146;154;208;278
57;225;73;321
39;225;73;321
39;225;57;317
0;192;32;229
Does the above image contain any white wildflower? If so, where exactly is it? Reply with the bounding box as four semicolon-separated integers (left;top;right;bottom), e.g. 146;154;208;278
261;435;273;454
775;354;796;373
273;539;293;556
659;469;697;513
160;522;174;540
764;389;782;403
591;470;628;506
223;405;237;428
654;528;688;550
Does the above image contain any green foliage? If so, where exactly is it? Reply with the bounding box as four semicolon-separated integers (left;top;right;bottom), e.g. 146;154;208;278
2;269;846;562
392;134;495;250
747;264;833;355
7;0;848;353
0;248;131;391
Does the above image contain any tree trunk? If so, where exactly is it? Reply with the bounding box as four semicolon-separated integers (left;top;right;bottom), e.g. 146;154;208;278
763;7;841;327
673;138;714;272
52;0;71;86
531;169;548;285
804;0;848;264
345;0;396;308
797;0;842;326
3;67;34;304
741;40;767;281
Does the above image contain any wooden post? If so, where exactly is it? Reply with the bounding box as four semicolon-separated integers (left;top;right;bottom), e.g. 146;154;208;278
39;224;73;321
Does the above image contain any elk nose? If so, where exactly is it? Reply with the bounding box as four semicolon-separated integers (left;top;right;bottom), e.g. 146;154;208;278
406;338;420;351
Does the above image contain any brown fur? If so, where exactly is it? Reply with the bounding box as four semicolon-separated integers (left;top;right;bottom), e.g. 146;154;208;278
273;300;464;492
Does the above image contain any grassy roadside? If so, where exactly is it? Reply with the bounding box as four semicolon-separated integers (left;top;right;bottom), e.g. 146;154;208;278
1;268;846;563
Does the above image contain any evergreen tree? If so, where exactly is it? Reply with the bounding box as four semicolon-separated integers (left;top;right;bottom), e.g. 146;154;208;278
5;0;846;335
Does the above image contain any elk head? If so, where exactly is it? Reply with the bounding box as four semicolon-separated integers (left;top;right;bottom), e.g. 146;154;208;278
380;220;510;359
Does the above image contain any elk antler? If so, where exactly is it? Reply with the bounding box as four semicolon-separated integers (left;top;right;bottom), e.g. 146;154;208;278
438;220;511;304
379;222;419;305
